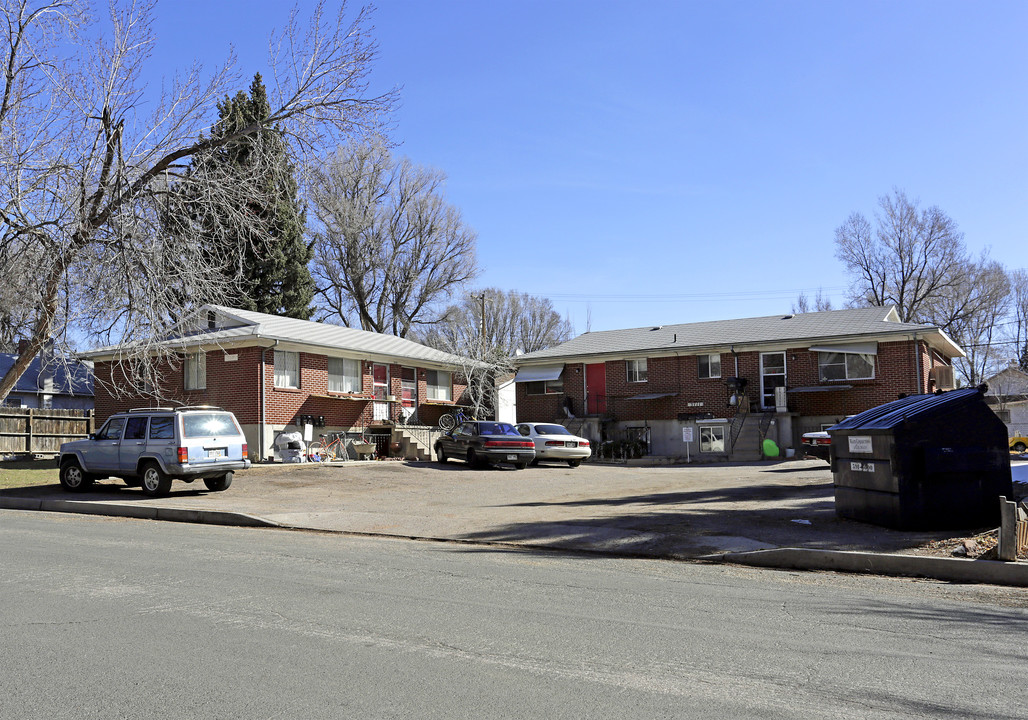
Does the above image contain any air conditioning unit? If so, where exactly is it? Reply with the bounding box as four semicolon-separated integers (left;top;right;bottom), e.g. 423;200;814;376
930;365;955;391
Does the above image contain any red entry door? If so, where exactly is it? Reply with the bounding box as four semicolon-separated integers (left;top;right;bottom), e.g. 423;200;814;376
586;363;606;415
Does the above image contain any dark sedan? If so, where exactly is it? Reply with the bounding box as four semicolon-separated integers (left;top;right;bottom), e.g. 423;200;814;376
434;421;536;469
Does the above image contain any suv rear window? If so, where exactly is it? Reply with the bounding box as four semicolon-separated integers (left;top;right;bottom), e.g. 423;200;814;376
149;416;175;440
182;413;241;438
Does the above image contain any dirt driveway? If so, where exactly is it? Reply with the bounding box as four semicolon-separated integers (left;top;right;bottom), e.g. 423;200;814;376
7;457;1005;559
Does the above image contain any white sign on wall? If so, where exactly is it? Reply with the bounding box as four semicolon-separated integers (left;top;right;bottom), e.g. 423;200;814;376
682;427;694;443
848;436;873;454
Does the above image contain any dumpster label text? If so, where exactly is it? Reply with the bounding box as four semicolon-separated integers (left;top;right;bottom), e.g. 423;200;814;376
850;461;875;473
848;436;873;453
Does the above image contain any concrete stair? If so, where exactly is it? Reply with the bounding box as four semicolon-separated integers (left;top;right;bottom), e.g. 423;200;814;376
731;415;763;462
392;426;434;461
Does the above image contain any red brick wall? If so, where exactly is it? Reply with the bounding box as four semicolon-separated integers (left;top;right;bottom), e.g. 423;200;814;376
94;346;467;429
515;340;954;422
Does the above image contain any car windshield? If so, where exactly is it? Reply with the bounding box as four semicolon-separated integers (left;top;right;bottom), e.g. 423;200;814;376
477;422;518;436
182;413;241;438
534;424;571;435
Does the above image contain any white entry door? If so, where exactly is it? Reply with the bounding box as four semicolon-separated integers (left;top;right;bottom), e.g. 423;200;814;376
760;352;786;409
373;363;390;421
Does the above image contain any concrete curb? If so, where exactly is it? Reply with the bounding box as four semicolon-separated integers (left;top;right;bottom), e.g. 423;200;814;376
718;548;1028;587
0;497;279;528
4;496;1026;587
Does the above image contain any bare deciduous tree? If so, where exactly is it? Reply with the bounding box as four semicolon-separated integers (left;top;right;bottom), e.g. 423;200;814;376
791;288;833;314
422;288;572;357
936;259;1010;386
418;289;573;418
834;189;1006;337
311;137;479;337
0;0;395;404
1008;269;1028;370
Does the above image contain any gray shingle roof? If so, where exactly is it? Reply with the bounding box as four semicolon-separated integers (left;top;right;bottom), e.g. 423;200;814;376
82;305;468;368
517;306;963;362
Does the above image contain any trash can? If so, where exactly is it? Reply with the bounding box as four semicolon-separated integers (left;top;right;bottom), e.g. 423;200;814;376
274;431;306;464
830;387;1012;530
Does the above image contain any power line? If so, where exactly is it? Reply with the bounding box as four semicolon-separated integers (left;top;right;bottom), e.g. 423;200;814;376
536;287;849;303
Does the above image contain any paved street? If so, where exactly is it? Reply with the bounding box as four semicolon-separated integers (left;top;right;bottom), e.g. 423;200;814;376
2;511;1026;719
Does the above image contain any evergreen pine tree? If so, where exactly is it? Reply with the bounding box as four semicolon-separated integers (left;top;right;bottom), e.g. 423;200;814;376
190;73;314;318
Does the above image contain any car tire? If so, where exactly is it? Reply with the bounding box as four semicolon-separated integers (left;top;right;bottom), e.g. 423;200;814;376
59;460;93;492
466;449;483;469
567;459;582;468
1014;442;1026;453
514;462;528;470
204;472;233;492
436;445;448;464
140;462;172;498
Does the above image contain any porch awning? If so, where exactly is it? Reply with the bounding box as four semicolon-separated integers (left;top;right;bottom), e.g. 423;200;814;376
787;385;853;393
627;392;678;400
808;342;878;355
513;364;564;383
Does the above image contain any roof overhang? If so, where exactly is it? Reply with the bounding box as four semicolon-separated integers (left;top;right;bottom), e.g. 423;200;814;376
513;364;564;383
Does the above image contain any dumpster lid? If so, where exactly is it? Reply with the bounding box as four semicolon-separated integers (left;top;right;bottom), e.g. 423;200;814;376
830;388;984;431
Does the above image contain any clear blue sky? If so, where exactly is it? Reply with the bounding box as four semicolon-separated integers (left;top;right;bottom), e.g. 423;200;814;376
150;0;1028;333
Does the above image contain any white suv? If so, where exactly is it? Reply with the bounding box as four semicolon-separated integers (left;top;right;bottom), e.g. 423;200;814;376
58;406;250;497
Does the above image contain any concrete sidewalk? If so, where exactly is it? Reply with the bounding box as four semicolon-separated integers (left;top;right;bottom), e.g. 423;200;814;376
3;458;1026;586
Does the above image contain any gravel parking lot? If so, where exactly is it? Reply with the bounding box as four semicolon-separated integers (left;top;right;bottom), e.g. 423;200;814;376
4;457;1025;560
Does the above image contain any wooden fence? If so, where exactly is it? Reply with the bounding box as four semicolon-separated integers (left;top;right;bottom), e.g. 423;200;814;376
0;408;95;456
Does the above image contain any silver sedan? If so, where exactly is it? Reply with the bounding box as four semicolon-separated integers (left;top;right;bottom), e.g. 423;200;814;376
516;422;591;467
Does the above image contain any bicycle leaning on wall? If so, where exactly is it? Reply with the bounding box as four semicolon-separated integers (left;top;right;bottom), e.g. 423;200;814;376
437;407;474;432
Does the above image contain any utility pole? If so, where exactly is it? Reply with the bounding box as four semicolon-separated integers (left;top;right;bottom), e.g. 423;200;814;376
472;293;486;344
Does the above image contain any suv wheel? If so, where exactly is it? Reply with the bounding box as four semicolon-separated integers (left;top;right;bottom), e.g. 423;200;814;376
59;460;93;492
203;472;233;492
140;462;172;497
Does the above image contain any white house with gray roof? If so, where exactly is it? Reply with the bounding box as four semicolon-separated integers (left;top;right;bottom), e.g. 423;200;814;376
84;305;470;461
514;306;964;462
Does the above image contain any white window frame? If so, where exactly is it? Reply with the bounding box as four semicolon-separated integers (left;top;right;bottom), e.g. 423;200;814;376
817;351;874;381
698;353;721;379
626;358;648;383
274;350;300;389
328;357;362;394
699;425;725;453
427;369;452;401
184;351;207;391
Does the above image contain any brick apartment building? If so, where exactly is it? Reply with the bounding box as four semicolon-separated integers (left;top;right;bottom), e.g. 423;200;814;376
513;306;963;461
83;306;469;461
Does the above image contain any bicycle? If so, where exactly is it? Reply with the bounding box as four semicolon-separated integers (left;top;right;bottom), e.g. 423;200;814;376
308;433;348;462
438;408;473;432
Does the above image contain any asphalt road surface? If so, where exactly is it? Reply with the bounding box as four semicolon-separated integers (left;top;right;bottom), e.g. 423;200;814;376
1;510;1025;719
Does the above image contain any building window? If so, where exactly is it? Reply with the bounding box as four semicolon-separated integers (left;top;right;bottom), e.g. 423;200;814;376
626;358;648;383
818;352;874;381
699;425;725;453
184;352;206;391
698;353;721;379
274;350;300;389
328;357;361;393
526;378;563;395
427;369;452;401
3;398;22;408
